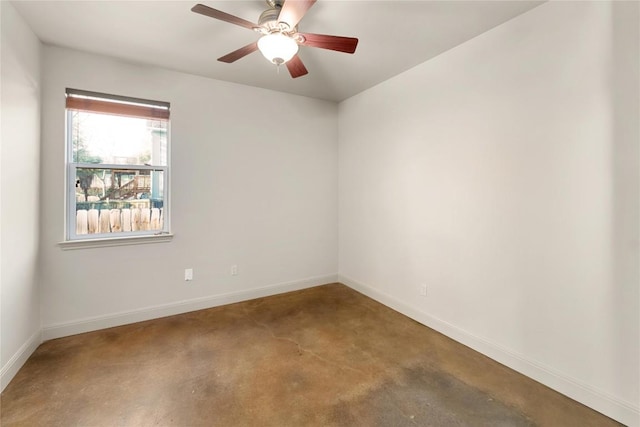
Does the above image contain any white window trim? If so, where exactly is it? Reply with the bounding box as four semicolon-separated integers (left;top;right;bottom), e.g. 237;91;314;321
64;92;172;246
58;233;173;250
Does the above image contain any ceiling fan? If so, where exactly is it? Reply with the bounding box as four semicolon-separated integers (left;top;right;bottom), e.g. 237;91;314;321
191;0;359;78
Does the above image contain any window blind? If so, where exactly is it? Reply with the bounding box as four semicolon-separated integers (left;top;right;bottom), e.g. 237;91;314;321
65;89;170;120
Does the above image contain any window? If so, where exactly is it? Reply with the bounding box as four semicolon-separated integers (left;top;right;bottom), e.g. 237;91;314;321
65;89;170;242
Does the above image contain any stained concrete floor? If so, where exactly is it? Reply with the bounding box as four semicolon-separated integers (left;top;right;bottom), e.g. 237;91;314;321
1;283;621;426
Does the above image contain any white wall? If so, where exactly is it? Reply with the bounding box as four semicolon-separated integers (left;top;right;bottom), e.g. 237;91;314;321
4;1;637;424
39;46;338;338
0;1;42;390
338;2;638;425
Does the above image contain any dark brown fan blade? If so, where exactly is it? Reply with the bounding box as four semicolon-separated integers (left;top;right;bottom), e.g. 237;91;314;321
218;42;258;63
277;0;316;29
299;33;358;54
286;55;308;78
191;4;257;31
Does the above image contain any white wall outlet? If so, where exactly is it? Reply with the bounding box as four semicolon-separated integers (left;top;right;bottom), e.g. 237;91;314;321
230;264;238;276
419;284;427;296
184;268;193;281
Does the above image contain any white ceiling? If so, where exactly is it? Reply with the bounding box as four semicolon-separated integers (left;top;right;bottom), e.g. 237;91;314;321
11;0;543;102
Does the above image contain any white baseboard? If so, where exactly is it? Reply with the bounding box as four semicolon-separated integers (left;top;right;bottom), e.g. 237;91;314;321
1;329;42;392
42;274;338;341
338;274;639;427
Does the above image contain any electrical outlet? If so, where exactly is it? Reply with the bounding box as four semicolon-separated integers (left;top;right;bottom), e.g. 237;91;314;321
419;284;427;296
230;264;238;276
184;268;193;281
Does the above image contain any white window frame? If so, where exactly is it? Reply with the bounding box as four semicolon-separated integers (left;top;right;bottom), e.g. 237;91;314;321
63;89;171;246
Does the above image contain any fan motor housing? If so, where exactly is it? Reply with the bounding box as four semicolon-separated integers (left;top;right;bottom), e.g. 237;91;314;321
265;0;284;8
258;8;280;28
258;6;296;33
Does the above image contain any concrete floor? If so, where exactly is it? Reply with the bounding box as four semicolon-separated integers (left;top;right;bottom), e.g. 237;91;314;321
1;283;621;426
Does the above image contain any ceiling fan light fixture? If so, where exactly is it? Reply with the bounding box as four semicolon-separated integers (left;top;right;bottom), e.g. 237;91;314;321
257;33;298;65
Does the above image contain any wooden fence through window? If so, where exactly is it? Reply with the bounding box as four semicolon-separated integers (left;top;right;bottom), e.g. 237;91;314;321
76;208;163;235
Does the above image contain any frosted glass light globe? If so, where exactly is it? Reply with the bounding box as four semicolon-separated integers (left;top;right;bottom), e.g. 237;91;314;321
257;33;299;65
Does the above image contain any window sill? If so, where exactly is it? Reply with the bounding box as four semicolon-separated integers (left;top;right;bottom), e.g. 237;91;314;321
59;233;173;250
